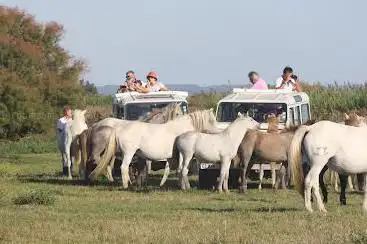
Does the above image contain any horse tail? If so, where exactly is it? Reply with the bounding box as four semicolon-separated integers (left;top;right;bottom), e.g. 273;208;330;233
159;161;170;187
288;125;312;197
88;128;116;181
170;137;180;172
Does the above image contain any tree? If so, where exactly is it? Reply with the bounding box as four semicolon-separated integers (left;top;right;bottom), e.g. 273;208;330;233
0;6;89;139
80;79;98;95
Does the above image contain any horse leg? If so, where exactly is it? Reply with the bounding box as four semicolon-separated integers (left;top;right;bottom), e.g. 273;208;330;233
305;159;328;213
218;157;231;193
120;151;135;189
279;164;287;190
363;174;367;213
271;162;276;189
319;165;328;203
333;171;339;192
180;153;193;190
357;174;365;192
146;160;152;175
348;175;354;191
258;163;264;191
239;156;252;193
105;155;116;183
339;174;348;205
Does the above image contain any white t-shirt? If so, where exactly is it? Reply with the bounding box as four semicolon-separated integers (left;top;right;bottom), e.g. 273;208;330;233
57;117;72;132
275;77;296;92
147;82;165;92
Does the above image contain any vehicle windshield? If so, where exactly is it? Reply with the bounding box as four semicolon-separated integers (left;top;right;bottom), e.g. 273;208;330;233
216;102;287;123
125;102;188;120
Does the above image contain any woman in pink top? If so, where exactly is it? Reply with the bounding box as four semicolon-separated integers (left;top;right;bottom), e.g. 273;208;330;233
248;71;268;89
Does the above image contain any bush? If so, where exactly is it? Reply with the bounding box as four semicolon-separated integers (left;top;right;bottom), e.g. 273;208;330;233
13;189;56;206
350;231;367;244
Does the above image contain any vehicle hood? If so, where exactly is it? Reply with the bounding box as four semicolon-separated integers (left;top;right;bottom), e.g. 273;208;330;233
215;121;286;132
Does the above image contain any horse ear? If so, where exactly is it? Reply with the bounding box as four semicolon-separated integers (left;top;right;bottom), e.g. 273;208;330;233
343;113;349;120
209;108;214;112
237;112;244;118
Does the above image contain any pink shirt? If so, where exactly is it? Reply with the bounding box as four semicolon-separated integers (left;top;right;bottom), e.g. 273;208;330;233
250;78;268;89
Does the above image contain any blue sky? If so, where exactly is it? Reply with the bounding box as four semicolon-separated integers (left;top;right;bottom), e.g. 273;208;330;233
3;0;367;86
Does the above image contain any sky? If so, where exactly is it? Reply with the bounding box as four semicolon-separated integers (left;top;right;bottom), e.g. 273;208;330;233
3;0;367;86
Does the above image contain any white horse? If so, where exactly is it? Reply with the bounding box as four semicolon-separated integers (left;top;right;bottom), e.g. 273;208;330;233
89;109;218;189
81;103;184;184
57;109;88;179
329;113;367;192
174;113;260;192
288;120;367;213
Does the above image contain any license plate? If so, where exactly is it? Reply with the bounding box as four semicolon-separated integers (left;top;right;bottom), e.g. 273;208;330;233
200;163;219;169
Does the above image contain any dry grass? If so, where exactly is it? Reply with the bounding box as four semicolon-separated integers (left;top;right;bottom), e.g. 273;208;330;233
0;154;366;243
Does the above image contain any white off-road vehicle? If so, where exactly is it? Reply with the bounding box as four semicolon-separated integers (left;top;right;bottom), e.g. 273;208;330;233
112;91;188;120
111;91;189;178
198;88;311;189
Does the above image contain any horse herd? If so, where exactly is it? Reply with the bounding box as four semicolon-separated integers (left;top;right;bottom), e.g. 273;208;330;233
60;103;367;214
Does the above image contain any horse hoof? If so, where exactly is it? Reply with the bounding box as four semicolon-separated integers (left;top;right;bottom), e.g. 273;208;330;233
320;208;328;213
306;208;314;213
340;200;346;205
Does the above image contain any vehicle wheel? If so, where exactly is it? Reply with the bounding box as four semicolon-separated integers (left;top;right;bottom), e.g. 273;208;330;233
199;169;219;190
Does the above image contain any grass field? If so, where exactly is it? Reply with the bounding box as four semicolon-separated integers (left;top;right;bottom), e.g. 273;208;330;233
0;154;366;244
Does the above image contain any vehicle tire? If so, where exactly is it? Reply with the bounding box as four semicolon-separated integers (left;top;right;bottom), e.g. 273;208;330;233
199;169;218;190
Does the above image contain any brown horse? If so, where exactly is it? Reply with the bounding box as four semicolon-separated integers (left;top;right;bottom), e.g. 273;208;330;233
255;116;284;190
235;119;316;192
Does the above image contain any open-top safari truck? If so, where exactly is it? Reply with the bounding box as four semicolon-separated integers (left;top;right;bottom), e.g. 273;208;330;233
111;91;189;179
198;88;311;189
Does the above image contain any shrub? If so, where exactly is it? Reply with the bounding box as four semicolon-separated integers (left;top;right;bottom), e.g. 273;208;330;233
13;189;56;206
350;231;367;244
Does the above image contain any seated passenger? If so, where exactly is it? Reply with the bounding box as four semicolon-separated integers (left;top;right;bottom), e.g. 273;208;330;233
135;71;168;93
248;71;268;89
117;70;144;93
275;66;302;92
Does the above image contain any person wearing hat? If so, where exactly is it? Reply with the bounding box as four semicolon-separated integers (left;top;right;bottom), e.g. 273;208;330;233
135;71;168;93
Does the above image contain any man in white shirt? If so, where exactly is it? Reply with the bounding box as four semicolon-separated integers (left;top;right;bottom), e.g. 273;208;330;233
275;66;302;92
56;105;73;176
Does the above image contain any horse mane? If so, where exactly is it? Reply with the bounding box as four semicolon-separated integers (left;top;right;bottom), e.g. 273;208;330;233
139;103;181;123
281;119;316;133
188;109;216;131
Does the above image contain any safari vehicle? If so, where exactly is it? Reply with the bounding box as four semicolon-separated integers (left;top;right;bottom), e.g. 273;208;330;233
111;91;189;177
198;88;311;189
112;91;188;120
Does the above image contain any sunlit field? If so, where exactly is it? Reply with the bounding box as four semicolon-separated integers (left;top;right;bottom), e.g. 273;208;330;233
0;154;366;244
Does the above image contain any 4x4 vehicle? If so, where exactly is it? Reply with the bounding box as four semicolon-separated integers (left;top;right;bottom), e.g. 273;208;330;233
198;88;311;189
111;91;189;177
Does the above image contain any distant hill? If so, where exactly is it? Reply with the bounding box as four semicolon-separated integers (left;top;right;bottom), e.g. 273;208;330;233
96;84;248;95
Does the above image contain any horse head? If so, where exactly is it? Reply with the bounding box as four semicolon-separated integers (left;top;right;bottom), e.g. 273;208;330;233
344;112;367;127
71;109;88;135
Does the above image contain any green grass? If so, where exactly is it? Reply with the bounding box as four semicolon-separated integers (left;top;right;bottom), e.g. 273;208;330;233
0;134;56;155
0;154;366;243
